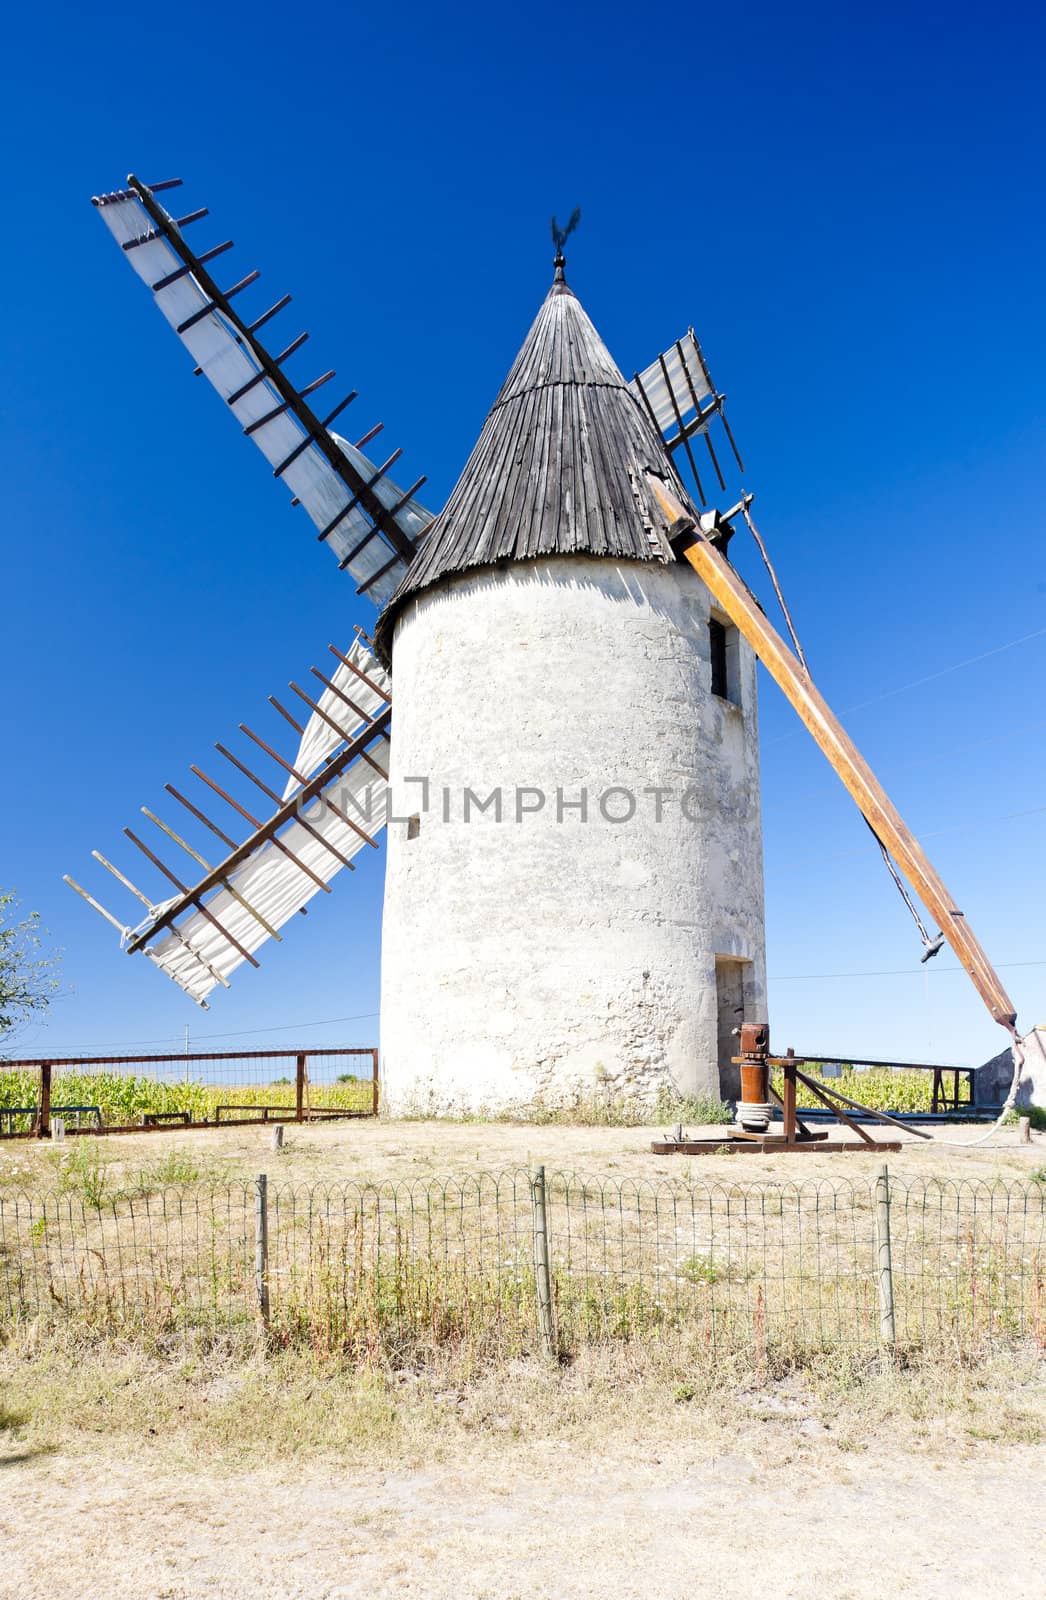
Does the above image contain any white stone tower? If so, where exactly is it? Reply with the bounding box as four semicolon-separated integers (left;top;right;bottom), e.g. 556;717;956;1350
374;255;766;1115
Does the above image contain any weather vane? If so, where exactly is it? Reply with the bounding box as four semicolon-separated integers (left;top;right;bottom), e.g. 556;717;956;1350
550;207;581;260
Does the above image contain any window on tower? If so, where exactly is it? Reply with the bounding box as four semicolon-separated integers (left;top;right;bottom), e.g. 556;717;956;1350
709;616;741;707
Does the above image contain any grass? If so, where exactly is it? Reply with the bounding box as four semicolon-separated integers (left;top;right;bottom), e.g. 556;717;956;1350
393;1086;732;1127
1;1330;1043;1478
32;1139;232;1208
4;1156;1044;1379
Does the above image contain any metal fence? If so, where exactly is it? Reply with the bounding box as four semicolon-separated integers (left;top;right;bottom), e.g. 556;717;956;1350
1;1168;1044;1365
0;1047;379;1136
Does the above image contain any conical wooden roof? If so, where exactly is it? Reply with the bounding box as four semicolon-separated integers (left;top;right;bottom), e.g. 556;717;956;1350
375;262;680;663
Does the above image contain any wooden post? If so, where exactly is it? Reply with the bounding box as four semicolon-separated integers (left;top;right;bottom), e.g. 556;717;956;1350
531;1165;556;1360
270;1124;284;1151
874;1163;896;1360
295;1053;305;1123
1019;1117;1032;1145
371;1049;380;1117
254;1173;270;1325
37;1062;52;1139
782;1056;797;1143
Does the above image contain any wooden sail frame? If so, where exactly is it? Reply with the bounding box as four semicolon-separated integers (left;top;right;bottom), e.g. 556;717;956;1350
631;330;744;506
65;638;393;1006
91;176;433;602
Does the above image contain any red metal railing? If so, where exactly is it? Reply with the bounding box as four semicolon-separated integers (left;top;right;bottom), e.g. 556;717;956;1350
0;1047;379;1137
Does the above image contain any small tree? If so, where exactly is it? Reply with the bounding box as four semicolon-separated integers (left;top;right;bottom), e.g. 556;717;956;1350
0;893;62;1045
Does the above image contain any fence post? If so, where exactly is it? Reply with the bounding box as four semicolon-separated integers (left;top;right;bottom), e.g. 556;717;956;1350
371;1049;380;1117
295;1054;305;1123
531;1165;556;1360
254;1173;270;1325
874;1162;896;1360
36;1062;52;1139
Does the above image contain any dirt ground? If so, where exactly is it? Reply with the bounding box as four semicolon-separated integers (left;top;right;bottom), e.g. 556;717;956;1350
1;1114;1042;1197
2;1118;1044;1598
1;1395;1043;1600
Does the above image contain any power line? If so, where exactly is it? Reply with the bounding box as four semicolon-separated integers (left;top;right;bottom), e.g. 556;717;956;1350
767;623;1046;745
766;800;1046;876
770;959;1046;982
10;1011;379;1058
841;625;1046;717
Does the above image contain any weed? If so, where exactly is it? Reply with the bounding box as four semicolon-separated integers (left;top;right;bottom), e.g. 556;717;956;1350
1003;1105;1046;1132
653;1087;732;1127
678;1253;721;1286
131;1150;207;1192
50;1141;109;1208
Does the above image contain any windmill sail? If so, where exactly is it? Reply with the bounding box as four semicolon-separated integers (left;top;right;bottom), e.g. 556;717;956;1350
630;330;744;506
91;177;431;605
65;637;392;1006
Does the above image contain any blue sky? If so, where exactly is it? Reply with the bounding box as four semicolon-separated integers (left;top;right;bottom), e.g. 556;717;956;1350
1;0;1043;1068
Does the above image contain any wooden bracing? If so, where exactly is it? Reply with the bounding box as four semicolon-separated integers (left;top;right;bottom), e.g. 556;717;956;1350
644;472;1019;1035
65;639;393;1006
91;176;433;603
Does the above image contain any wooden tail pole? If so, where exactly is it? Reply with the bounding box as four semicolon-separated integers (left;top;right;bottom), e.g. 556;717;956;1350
644;473;1018;1036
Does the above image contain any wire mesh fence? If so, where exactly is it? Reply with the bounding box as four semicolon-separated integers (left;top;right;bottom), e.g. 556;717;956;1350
0;1048;379;1135
1;1170;1044;1364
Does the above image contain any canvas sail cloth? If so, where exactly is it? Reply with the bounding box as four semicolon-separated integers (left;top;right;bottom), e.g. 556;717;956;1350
629;332;715;441
134;640;391;1005
94;193;429;606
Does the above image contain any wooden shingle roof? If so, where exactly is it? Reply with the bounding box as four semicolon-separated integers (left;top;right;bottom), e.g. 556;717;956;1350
375;263;681;663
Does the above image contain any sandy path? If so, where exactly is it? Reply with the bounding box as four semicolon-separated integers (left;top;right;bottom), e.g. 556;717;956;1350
0;1435;1040;1600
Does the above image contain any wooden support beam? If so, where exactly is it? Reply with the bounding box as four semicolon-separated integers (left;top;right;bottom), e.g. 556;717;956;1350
140;807;282;941
190;766;332;900
214;744;355;874
123;827;260;969
89;850;230;989
125;707;391;953
238;723;378;849
126;175;419;565
327;644;392;703
644;473;1018;1034
308;665;369;725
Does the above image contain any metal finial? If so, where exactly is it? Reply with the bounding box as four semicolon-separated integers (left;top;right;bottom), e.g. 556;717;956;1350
550;207;581;275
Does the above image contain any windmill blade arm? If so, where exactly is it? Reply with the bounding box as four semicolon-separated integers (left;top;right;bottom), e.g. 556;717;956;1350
66;638;392;1006
632;330;744;505
143;725;391;1003
644;472;1018;1036
92;176;433;605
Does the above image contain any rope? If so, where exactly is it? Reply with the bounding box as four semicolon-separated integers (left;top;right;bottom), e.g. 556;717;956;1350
930;1031;1027;1147
740;501;809;671
733;500;1035;1143
739;500;944;958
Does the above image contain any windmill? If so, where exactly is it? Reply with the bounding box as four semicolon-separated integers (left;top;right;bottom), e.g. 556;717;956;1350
67;175;1025;1118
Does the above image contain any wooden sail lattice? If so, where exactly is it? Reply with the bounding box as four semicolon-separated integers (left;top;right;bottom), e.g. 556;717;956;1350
65;637;392;1007
630;330;744;506
91;177;431;605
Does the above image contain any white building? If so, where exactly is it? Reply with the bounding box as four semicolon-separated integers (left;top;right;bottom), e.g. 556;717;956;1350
375;257;766;1115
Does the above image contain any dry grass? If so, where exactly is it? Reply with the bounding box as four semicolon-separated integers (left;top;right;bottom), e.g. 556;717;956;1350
2;1330;1044;1476
0;1114;1042;1202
